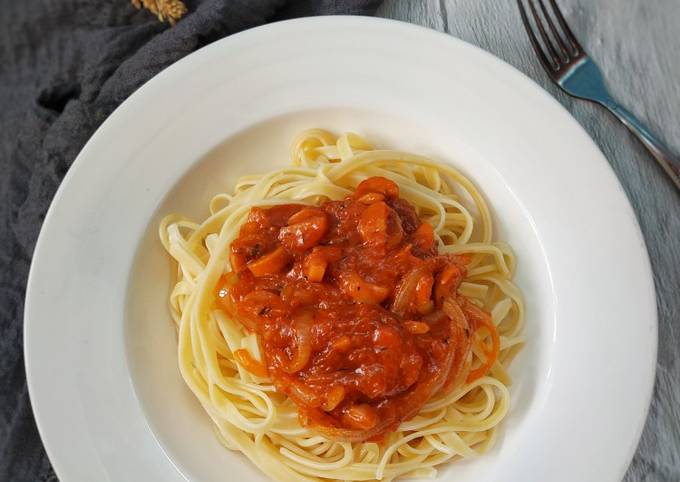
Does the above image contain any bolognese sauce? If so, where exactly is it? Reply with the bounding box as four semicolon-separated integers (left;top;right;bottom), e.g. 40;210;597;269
216;177;499;442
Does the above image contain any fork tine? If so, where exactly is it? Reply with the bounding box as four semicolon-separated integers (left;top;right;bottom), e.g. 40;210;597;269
517;0;558;72
526;0;563;67
536;0;569;60
547;0;582;55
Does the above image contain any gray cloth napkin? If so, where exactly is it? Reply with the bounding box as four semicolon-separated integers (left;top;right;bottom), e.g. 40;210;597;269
0;1;380;481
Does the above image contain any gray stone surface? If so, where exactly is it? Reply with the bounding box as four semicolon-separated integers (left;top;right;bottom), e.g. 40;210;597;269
377;1;680;480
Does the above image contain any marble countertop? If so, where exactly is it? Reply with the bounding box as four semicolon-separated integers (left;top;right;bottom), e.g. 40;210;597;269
377;1;680;480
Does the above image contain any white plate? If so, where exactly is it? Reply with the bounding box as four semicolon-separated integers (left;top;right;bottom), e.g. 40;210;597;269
24;16;657;482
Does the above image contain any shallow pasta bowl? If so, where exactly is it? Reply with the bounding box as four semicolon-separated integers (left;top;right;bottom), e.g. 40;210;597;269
24;16;656;482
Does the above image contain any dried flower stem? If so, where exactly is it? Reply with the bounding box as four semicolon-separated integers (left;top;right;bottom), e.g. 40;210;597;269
131;0;187;25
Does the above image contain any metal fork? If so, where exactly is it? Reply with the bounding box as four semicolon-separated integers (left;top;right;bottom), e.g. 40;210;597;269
517;0;680;190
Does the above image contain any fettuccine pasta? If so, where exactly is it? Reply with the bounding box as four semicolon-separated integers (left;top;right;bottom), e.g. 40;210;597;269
159;129;525;482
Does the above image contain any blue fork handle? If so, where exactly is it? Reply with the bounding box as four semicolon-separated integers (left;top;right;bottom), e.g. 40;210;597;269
602;99;680;191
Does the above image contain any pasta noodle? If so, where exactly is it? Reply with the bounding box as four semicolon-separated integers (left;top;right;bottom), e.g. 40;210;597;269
159;129;525;482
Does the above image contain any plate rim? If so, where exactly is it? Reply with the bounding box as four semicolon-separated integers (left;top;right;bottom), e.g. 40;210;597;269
24;15;658;482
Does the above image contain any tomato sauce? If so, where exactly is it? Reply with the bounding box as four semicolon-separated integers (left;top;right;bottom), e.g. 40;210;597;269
217;177;498;442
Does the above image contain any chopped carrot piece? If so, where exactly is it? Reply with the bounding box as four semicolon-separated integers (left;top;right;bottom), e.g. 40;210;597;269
303;252;328;282
279;208;328;251
358;201;403;249
343;404;378;430
462;300;500;383
411;222;435;250
323;386;346;411
355;177;399;199
234;348;269;377
358;201;387;244
247;246;290;277
342;272;390;304
287;207;323;225
302;246;343;282
356;192;385;204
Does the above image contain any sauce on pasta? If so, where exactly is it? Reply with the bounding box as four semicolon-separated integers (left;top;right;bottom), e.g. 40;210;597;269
217;177;500;442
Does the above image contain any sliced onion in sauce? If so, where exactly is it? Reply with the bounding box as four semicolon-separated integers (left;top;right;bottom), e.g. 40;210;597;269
441;296;473;393
283;309;314;373
392;265;428;314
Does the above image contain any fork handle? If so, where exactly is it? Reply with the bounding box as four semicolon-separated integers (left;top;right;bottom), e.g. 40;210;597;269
601;99;680;191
